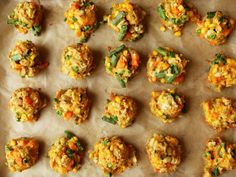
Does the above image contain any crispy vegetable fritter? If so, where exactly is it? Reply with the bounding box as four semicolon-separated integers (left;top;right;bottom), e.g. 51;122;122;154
146;133;182;173
157;0;199;36
102;93;137;128
7;1;43;36
196;11;235;45
8;40;48;77
208;54;236;91
147;47;189;85
64;0;98;42
89;136;137;176
53;88;91;125
61;43;94;80
48;131;85;174
105;0;145;41
150;89;185;123
9;87;48;122
203;137;236;177
202;97;236;131
5;137;39;172
105;44;140;87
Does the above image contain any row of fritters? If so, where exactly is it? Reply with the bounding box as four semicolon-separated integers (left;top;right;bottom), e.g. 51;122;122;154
9;87;236;131
8;41;236;91
7;0;235;45
5;132;236;177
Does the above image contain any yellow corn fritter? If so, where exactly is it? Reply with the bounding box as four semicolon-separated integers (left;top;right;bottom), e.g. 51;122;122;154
61;43;95;80
208;54;236;91
7;1;43;36
8;40;48;77
9;87;48;122
102;93;137;128
105;44;140;88
147;47;189;85
146;133;182;173
150;89;185;123
5;137;39;172
48;131;85;174
53;88;91;125
202;97;236;131
196;11;235;46
203;137;236;177
157;0;199;36
64;0;98;42
105;0;145;41
89;136;137;176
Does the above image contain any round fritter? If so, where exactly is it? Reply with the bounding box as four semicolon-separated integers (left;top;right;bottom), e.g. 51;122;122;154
53;88;91;125
89;136;137;176
48;131;85;174
64;0;98;42
5;137;39;172
146;134;181;173
157;0;199;36
102;93;137;128
202;97;236;131
9;87;48;122
150;89;185;123
203;137;236;177
105;44;140;88
105;0;145;41
196;11;235;46
147;47;188;85
208;54;236;91
7;1;43;36
8;40;48;77
61;44;94;80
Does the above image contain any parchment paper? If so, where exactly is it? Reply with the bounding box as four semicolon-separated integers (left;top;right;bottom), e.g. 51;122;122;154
0;0;236;177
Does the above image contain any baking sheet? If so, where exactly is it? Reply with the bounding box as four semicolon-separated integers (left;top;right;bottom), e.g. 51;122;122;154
0;0;236;177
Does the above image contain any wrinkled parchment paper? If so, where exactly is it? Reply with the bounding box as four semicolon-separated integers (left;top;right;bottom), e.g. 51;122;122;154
0;0;236;177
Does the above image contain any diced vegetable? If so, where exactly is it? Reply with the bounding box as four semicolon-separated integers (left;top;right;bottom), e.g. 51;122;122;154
157;47;167;56
115;75;126;88
64;130;75;139
211;54;226;65
207;12;216;19
154;71;166;78
118;25;128;41
211;167;219;176
157;5;167;20
112;11;126;26
108;45;126;57
102;115;118;124
111;55;118;67
11;54;21;61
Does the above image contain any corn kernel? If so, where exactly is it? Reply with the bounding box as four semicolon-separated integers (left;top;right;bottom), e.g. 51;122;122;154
209;24;215;28
178;5;184;11
174;31;182;37
160;26;166;32
205;21;210;27
201;27;208;34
